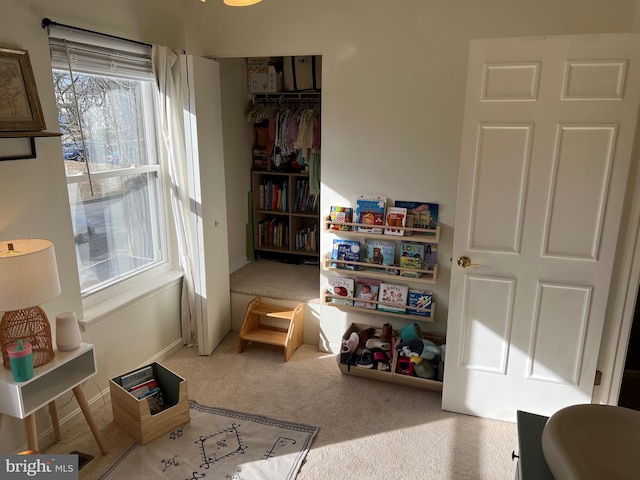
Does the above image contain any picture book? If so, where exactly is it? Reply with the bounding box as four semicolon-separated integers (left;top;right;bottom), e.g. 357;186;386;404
121;365;154;391
330;206;353;231
363;239;395;267
327;276;355;305
378;283;409;313
355;195;386;233
143;388;166;415
384;206;409;236
394;201;439;230
353;277;381;309
331;239;361;270
400;241;425;277
424;243;437;271
129;379;159;399
407;289;433;317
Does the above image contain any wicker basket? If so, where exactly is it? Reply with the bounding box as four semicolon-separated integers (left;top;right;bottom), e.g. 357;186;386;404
1;306;55;369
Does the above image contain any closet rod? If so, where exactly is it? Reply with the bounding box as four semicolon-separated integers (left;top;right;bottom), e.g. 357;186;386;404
41;17;152;48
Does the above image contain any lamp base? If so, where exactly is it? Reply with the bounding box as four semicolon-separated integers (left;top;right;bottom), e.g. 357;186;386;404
1;306;55;369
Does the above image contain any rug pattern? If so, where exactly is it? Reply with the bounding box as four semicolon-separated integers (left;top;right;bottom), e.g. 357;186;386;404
100;400;318;480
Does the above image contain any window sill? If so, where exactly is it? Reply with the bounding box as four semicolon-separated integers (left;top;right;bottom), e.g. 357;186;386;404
78;270;184;331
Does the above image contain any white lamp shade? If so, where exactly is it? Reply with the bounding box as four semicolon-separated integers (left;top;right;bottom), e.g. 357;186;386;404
224;0;262;5
0;239;61;311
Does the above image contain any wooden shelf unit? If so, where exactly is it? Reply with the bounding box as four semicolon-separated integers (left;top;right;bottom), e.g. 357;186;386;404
324;289;436;321
238;297;304;361
252;170;319;257
322;253;438;284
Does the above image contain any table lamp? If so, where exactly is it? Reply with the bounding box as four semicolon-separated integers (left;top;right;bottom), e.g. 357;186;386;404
0;238;61;369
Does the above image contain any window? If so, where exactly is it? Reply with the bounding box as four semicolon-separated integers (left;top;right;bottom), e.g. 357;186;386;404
48;29;167;297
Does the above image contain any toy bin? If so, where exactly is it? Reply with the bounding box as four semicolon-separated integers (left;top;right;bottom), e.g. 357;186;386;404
109;362;190;445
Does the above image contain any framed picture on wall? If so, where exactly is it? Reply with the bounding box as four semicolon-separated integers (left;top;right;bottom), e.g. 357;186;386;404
0;47;46;132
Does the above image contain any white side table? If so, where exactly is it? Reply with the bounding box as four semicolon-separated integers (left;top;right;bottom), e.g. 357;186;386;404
0;343;107;454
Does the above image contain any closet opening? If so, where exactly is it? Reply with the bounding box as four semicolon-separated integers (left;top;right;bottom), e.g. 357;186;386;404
219;55;322;305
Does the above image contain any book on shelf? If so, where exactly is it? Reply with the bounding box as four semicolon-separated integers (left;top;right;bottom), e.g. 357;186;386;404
355;195;386;233
378;283;409;314
327;276;355;305
120;365;154;391
329;206;353;230
400;241;425;277
407;288;433;317
353;277;381;309
331;239;361;270
384;206;410;236
424;243;437;271
394;200;439;231
363;239;395;267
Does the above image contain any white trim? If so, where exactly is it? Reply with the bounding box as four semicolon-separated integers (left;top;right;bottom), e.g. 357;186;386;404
79;269;184;331
66;164;161;183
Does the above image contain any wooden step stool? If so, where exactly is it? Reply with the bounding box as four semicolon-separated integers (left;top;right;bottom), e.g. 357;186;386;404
238;297;304;362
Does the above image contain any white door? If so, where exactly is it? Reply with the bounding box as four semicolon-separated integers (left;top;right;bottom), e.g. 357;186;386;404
182;55;231;355
442;34;640;422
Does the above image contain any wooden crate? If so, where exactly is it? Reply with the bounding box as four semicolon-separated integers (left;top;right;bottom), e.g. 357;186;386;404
337;323;444;392
109;362;190;445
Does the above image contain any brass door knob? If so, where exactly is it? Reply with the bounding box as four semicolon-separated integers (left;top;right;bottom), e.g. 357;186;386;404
457;256;472;268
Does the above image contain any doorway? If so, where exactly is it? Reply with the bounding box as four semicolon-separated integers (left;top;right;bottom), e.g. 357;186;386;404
618;291;640;410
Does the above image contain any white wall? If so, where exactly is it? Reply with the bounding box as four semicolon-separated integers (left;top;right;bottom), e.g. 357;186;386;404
182;0;637;351
0;0;186;454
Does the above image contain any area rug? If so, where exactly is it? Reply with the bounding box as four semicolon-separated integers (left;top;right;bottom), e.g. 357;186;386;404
100;400;318;480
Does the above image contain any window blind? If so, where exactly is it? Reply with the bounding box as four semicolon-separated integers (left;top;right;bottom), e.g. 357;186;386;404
47;25;153;81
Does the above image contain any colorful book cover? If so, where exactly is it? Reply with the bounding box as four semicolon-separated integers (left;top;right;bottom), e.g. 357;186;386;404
378;283;409;313
400;241;425;277
330;206;353;231
384;206;408;236
331;239;361;270
407;289;433;317
327;276;355;305
355;195;386;233
394;201;439;230
363;239;395;267
353;277;381;309
424;243;437;271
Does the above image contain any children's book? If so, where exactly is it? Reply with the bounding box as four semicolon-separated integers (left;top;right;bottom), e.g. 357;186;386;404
424;243;437;271
384;206;409;236
355;195;386;233
400;242;425;277
143;388;166;415
378;283;409;313
394;201;439;230
353;277;381;309
331;239;361;270
121;365;154;391
407;289;433;317
363;239;395;267
327;276;355;305
330;206;353;231
129;379;159;399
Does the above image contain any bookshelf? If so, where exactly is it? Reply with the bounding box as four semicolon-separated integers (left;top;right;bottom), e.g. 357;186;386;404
252;170;319;258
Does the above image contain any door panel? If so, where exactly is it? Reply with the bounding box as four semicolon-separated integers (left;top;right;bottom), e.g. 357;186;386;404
443;34;640;422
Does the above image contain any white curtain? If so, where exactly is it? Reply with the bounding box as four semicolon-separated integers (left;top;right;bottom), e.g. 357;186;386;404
152;45;196;346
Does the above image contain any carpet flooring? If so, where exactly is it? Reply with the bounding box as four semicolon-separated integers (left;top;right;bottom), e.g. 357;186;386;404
42;332;519;480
